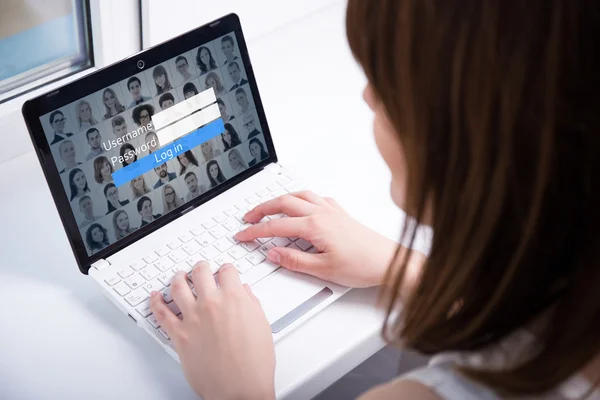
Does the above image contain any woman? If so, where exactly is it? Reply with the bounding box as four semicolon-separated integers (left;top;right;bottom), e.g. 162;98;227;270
137;196;162;227
204;72;225;96
221;123;241;151
101;88;125;120
227;148;247;176
145;131;160;153
152;65;172;96
148;1;600;400
119;143;137;167
93;156;114;184
68;168;90;201
247;138;268;167
199;140;221;162
217;98;234;121
162;184;184;213
177;150;199;176
58;140;81;173
206;159;226;189
195;46;217;74
76;100;98;129
112;209;137;240
131;103;154;127
182;82;199;100
104;183;130;214
130;175;150;199
85;223;109;254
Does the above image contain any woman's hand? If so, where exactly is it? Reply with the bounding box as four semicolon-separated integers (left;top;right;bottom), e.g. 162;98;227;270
235;191;399;288
150;264;275;400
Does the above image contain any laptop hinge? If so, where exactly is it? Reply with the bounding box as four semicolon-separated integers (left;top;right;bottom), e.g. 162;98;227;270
265;163;282;172
91;259;111;271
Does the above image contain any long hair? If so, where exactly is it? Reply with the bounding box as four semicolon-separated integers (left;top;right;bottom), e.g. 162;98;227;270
177;150;199;175
206;160;225;188
196;46;217;73
346;0;600;396
68;168;89;201
120;143;137;167
112;210;134;239
76;100;98;128
162;184;183;213
227;148;247;173
102;88;125;119
86;223;109;252
221;123;242;151
152;65;172;94
93;156;113;184
205;72;224;95
130;175;150;198
248;138;268;161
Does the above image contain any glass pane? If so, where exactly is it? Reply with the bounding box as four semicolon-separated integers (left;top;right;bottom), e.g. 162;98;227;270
0;0;93;101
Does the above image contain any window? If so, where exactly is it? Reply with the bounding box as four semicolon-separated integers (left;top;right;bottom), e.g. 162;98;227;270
0;0;93;103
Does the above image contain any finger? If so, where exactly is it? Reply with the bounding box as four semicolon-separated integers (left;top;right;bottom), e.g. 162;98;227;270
191;261;218;299
236;216;311;242
150;291;182;334
243;195;316;223
217;264;243;291
323;196;343;210
288;190;329;206
244;283;261;306
267;246;325;275
170;271;196;315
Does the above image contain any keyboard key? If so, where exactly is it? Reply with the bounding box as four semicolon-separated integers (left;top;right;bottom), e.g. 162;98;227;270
161;286;173;303
140;265;160;281
268;213;286;220
228;245;248;260
223;218;242;231
267;183;280;192
158;327;170;340
167;241;182;250
272;189;287;197
182;241;202;255
233;259;254;274
130;261;146;271
155;246;171;257
178;233;194;243
154;258;174;272
209;225;228;239
287;243;302;252
196;232;215;247
224;207;238;216
168;249;188;264
286;171;300;180
235;212;247;223
246;250;267;266
104;275;121;286
256;188;269;198
136;299;152;318
113;281;131;296
143;253;159;264
143;279;164;294
307;246;318;254
258;242;275;255
257;237;273;244
226;232;241;245
125;290;148;307
214;238;233;253
214;254;234;267
173;262;192;274
245;194;260;204
270;237;292;248
201;220;217;230
289;237;299;242
190;228;205;236
186;253;206;267
158;270;175;286
241;240;260;252
117;266;134;279
147;314;160;328
234;201;247;210
200;245;220;260
240;260;279;286
277;176;291;186
295;238;313;251
213;212;227;223
166;301;181;316
124;274;145;290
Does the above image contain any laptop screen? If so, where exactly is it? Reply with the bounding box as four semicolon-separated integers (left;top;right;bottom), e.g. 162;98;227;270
35;25;271;259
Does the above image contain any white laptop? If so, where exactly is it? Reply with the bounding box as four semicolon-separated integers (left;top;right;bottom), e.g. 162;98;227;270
22;13;348;361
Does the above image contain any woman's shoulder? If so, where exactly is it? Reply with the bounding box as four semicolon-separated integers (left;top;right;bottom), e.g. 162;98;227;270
359;378;440;400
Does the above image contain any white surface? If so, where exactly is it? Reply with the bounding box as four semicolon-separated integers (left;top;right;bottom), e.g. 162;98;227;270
0;3;430;399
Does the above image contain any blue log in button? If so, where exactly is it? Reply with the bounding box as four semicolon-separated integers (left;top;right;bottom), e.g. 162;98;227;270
112;118;224;187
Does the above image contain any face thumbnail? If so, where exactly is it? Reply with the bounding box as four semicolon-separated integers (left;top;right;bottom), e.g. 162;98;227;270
250;142;261;159
140;199;153;219
139;109;151;126
52;113;66;133
129;80;141;98
222;41;233;57
88;130;101;150
229;64;240;83
116;212;129;230
185;174;197;192
91;227;104;243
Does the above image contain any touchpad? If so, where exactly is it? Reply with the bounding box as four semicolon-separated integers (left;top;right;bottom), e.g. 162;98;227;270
251;269;332;333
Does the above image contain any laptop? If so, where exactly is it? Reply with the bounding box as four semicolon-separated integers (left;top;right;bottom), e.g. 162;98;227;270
22;13;348;361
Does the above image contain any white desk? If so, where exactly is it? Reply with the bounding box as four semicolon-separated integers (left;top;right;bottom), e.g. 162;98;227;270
0;3;430;399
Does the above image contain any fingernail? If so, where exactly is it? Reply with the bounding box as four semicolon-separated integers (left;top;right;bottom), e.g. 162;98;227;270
268;249;281;264
150;291;157;298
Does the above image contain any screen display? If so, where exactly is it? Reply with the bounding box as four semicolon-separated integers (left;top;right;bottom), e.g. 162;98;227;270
38;30;270;257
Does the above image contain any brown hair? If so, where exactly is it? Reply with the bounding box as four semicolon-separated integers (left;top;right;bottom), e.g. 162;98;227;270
347;0;600;396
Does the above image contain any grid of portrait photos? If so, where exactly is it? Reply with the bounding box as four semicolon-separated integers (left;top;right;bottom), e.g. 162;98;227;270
39;32;270;257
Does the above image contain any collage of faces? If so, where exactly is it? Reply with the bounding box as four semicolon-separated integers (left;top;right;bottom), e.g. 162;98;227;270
39;32;271;256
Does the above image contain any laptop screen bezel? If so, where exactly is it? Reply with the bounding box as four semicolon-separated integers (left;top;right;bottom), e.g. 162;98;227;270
22;13;278;274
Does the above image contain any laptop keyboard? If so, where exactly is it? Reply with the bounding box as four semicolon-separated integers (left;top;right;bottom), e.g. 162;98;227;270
102;170;317;340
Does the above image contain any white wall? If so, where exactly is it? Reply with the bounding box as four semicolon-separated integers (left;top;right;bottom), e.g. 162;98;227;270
141;0;341;47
